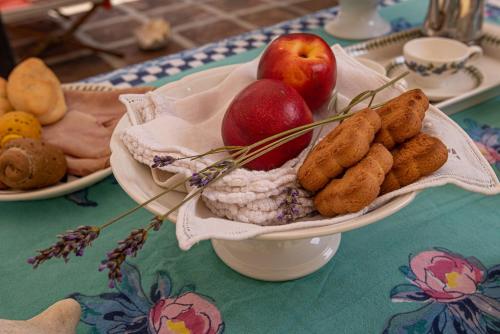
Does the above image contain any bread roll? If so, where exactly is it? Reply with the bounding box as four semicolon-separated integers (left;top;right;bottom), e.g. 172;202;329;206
0;138;66;190
0;98;12;116
7;58;66;125
0;77;12;116
0;111;42;147
0;77;7;98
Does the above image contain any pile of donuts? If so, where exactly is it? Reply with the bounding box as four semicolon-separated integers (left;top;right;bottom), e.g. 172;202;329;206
0;58;67;190
298;89;448;217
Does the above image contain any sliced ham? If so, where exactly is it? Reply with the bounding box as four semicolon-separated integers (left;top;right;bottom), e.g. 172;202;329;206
66;156;110;176
42;87;152;176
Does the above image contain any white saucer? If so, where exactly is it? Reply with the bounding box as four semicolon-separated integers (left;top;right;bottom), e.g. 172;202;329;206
386;57;484;102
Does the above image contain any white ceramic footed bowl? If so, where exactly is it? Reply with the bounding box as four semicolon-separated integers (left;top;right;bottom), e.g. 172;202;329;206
110;113;415;281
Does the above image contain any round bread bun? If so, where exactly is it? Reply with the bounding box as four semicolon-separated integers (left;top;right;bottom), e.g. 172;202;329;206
36;94;67;125
0;77;7;98
0;97;12;116
0;138;66;190
6;58;66;124
0;111;42;147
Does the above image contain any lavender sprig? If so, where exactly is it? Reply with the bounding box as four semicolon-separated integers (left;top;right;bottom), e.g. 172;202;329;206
151;146;243;169
150;216;163;231
27;226;100;268
189;160;234;188
151;155;176;168
99;229;147;288
277;188;302;223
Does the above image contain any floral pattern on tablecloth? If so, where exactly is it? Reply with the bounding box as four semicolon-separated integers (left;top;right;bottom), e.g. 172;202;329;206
463;119;500;171
65;188;98;207
383;248;500;333
71;262;224;333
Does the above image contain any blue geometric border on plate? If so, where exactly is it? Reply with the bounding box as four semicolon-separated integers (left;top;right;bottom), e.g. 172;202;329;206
85;0;499;87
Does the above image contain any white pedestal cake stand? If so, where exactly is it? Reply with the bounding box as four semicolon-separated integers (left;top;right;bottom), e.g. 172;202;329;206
111;116;416;281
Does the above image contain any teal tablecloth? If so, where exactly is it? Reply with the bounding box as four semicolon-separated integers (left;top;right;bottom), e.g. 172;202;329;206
1;1;500;333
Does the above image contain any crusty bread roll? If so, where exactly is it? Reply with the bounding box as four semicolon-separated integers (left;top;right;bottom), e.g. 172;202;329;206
298;108;381;192
0;77;6;97
0;111;42;147
0;98;11;116
380;133;448;195
0;77;11;116
6;58;66;125
0;138;66;190
374;89;428;150
314;143;393;216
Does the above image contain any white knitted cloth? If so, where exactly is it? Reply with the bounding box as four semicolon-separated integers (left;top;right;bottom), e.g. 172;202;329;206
119;45;500;250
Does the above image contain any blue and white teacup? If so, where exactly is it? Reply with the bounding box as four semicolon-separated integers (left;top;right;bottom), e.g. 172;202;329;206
403;37;482;88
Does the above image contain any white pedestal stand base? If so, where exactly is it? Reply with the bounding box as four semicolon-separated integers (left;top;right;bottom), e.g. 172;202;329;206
211;233;341;281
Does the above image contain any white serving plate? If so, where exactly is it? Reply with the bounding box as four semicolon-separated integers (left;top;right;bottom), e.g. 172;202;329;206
345;23;500;115
0;84;113;201
110;64;416;281
0;168;111;201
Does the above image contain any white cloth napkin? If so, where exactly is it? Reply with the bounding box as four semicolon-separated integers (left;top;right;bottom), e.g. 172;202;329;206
119;45;500;250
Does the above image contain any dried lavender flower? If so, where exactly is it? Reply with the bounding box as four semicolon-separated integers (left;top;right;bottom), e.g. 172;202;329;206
27;226;100;268
150;216;164;231
99;229;148;288
189;160;234;188
151;155;176;168
277;188;302;223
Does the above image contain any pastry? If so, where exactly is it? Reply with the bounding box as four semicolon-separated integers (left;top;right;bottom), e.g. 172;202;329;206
298;108;381;192
0;138;66;190
374;89;428;150
314;143;393;216
380;133;448;195
6;58;67;125
0;111;42;147
0;77;12;116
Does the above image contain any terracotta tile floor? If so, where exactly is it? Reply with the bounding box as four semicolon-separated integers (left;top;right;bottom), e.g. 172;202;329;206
4;0;338;83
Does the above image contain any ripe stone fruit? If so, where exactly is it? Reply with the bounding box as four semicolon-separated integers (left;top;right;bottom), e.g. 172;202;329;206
257;33;336;111
221;79;313;171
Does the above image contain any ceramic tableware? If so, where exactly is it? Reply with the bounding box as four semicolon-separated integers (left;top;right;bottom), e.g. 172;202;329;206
324;0;391;40
403;37;483;88
386;56;484;101
109;64;417;282
343;24;500;115
111;114;416;281
0;83;113;202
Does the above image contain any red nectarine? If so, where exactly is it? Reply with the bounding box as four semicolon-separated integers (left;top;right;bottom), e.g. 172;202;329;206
257;33;336;111
221;79;313;171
